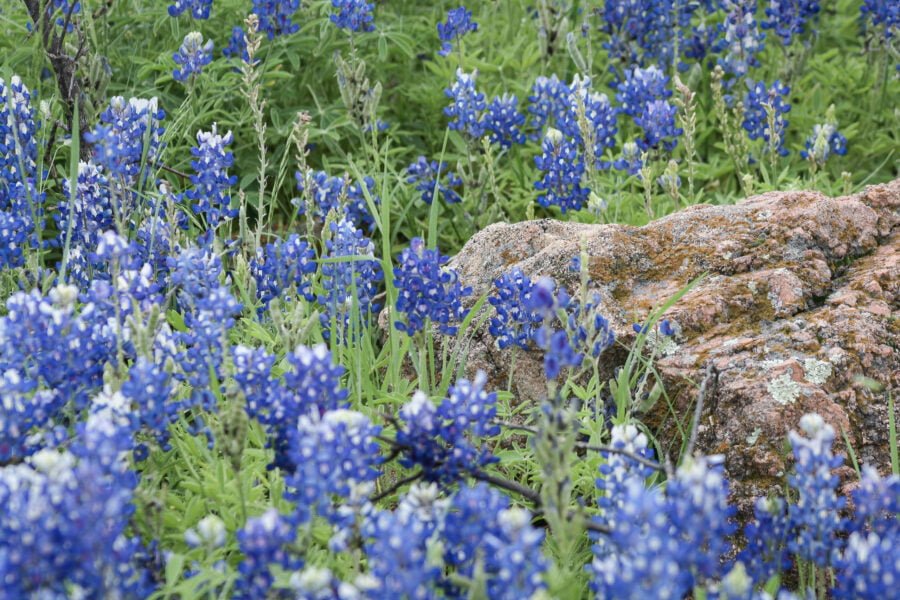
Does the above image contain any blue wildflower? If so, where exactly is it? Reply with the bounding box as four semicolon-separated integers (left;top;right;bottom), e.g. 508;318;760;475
849;465;900;538
318;218;383;340
87;96;165;185
444;68;485;139
739;496;792;584
397;372;499;484
787;413;846;567
185;124;238;241
534;130;588;212
444;484;548;599
56;161;114;274
249;234;316;313
833;530;900;600
284;409;381;524
613;141;643;176
616;65;671;118
763;0;821;46
635;99;682;152
483;94;526;149
173;32;214;83
406;156;464;205
51;1;82;30
488;268;545;350
362;485;445;598
121;357;177;450
330;0;375;33
599;0;684;68
223;26;249;61
743;79;791;156
801;122;847;166
235;509;299;599
0;404;151;598
168;0;213;19
717;0;765;80
527;74;569;139
437;6;478;57
0;76;42;255
860;0;900;55
251;0;301;39
393;237;471;336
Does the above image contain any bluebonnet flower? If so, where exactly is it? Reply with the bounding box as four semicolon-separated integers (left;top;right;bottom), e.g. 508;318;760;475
848;465;900;538
488;268;545;350
251;0;301;39
318;218;383;339
739;496;792;584
251;344;349;471
406;156;464;205
527;74;569;138
249;234;316;313
801;122;847;166
833;530;900;600
396;372;499;484
165;247;241;419
613;140;643;176
787;413;845;567
0;369;66;463
223;26;249;61
762;1;821;46
534;129;588;212
534;327;583;379
0;284;117;412
362;486;444;598
444;68;485;139
330;0;375;33
483;94;526;149
345;175;380;232
284;409;381;524
559;82;619;165
635;99;682;152
591;477;688;599
168;0;213;19
616;65;671;118
599;0;680;68
173;32;214;83
665;456;736;584
596;424;656;519
564;294;616;359
0;76;42;254
56;161;114;273
717;0;765;80
0;210;28;269
185;124;238;241
121;357;177;450
680;22;720;69
87;96;165;185
233;344;279;417
295;169;344;222
235;509;299;599
444;484;548;599
51;1;82;30
437;6;478;57
393;238;471;336
860;0;900;45
0;399;151;599
1;76;39;206
743;79;791;156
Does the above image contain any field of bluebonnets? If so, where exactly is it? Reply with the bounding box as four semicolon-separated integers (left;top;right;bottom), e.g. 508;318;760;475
1;0;899;598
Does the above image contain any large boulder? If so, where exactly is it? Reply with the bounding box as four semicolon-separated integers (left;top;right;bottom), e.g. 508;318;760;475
447;179;899;512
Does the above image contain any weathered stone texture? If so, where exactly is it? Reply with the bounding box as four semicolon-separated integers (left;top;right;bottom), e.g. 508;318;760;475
448;179;899;511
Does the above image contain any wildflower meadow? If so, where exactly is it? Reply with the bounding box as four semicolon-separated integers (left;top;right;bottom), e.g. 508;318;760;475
0;1;898;598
